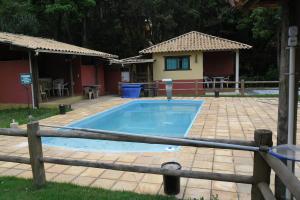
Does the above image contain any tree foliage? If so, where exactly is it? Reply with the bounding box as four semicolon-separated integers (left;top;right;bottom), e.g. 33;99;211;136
0;0;280;80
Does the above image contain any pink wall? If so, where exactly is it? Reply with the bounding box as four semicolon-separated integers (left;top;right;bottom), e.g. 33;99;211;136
203;51;234;76
157;79;204;95
81;65;96;86
0;60;32;104
96;64;105;95
72;57;83;95
74;64;106;96
104;68;121;94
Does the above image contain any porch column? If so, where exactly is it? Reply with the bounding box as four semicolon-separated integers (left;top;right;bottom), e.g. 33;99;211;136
30;53;40;108
235;50;239;92
28;52;35;109
147;64;151;83
69;61;74;96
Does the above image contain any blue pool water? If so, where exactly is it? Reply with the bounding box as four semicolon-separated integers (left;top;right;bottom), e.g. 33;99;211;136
42;100;203;152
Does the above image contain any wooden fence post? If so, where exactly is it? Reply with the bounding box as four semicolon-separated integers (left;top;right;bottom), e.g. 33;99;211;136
241;79;245;96
156;81;160;96
251;129;273;200
195;81;198;96
27;121;46;188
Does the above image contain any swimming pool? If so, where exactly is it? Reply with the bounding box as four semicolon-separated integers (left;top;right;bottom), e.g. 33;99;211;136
42;100;203;152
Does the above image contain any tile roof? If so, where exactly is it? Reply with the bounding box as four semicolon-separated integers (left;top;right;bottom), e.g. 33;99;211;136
110;55;154;65
139;31;252;54
0;32;117;59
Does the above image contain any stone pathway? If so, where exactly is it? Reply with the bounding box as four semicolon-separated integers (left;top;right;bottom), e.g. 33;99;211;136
0;97;299;200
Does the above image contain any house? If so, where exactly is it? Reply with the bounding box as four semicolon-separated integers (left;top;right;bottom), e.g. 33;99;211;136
0;32;117;107
137;31;252;94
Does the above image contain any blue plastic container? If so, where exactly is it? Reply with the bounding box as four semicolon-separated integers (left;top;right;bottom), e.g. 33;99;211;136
122;84;143;98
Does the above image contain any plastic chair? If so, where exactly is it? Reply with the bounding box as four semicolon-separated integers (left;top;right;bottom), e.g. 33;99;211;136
204;76;213;88
84;87;93;99
223;76;230;88
39;85;48;101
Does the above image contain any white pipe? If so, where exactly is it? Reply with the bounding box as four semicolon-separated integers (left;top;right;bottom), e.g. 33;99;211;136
28;52;35;109
235;50;239;92
288;47;296;146
287;45;296;200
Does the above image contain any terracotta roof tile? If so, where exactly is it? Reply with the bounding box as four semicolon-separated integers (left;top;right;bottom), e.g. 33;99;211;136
0;32;117;58
139;31;252;54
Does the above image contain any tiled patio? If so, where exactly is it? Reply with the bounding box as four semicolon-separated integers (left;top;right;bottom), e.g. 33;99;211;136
0;96;299;200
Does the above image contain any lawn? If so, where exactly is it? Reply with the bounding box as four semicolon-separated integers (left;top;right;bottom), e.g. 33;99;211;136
0;176;176;200
0;107;61;128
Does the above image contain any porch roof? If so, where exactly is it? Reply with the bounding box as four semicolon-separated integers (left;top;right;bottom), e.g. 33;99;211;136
0;32;118;59
110;55;154;65
139;31;252;54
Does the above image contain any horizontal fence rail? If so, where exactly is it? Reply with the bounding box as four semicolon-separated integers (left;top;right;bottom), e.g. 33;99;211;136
0;128;27;137
0;155;30;164
37;125;258;151
118;80;285;96
0;122;299;200
42;157;253;184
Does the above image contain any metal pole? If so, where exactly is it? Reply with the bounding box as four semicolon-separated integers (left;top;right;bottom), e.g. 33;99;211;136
28;52;35;108
286;26;297;200
235;50;239;93
288;46;295;146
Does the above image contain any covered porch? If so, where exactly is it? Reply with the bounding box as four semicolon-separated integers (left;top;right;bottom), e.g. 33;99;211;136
0;32;117;108
36;54;107;103
203;50;240;90
110;55;155;83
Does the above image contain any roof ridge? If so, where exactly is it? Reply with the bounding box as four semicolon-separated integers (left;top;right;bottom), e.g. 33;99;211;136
140;31;195;53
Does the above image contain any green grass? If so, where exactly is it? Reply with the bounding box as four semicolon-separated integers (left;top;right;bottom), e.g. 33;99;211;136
0;176;176;200
0;107;61;128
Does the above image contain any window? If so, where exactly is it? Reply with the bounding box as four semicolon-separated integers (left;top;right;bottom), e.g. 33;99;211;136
165;56;190;71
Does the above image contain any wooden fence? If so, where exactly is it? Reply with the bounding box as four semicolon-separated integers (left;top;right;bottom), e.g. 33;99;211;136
118;80;281;96
0;122;300;199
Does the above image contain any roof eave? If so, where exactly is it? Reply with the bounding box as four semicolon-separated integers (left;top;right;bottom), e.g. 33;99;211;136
35;49;118;59
140;47;252;54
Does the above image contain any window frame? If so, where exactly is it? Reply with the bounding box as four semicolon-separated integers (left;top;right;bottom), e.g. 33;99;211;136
164;55;191;71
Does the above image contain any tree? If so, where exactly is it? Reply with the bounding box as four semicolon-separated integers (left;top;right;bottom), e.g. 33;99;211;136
0;0;39;35
0;0;281;80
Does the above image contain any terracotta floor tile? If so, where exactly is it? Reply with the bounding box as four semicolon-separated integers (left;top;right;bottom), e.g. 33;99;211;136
81;168;105;178
52;174;76;183
46;172;59;181
135;182;161;194
1;168;23;176
187;179;212;189
62;166;86;176
120;172;144;182
17;170;32;179
212;181;237;192
117;155;137;163
91;178;115;189
100;170;124;179
141;174;163;184
47;165;70;173
111;180;137;192
72;176;95;186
